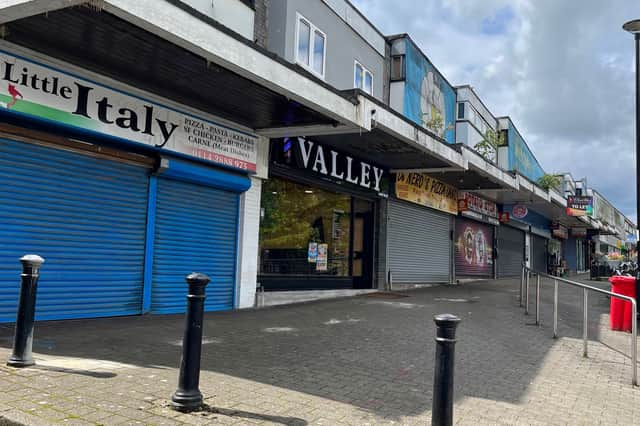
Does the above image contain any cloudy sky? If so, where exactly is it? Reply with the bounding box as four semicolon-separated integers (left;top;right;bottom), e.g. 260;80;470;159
352;0;640;222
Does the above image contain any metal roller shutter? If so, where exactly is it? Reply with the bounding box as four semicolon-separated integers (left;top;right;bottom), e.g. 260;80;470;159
0;138;149;322
531;234;547;273
387;200;451;283
454;218;494;277
497;226;525;277
151;178;239;314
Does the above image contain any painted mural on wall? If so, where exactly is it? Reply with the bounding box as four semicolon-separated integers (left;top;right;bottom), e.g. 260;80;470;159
507;122;545;182
454;219;493;277
403;39;456;143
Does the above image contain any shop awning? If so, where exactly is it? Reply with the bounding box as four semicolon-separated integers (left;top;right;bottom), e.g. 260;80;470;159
0;2;360;133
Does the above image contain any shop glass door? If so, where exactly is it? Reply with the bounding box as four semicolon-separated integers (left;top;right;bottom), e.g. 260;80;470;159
352;199;374;289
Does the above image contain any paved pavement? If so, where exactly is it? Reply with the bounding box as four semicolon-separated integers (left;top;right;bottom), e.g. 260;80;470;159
0;276;639;425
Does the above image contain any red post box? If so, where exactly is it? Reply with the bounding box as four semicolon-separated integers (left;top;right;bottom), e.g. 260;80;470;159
608;275;637;332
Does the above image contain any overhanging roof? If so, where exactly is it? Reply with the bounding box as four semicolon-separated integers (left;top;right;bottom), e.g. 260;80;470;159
423;145;518;191
287;91;468;171
0;1;360;131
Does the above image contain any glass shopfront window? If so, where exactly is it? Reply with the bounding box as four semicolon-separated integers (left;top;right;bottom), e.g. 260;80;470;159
259;178;352;276
259;177;374;289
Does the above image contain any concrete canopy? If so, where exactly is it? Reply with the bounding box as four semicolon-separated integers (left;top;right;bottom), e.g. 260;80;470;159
0;0;363;133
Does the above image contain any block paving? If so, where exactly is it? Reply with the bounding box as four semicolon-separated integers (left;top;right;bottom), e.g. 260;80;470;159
0;276;639;425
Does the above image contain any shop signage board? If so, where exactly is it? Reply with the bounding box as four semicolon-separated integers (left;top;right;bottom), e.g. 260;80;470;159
394;172;458;215
458;192;499;225
0;49;258;172
566;196;593;216
499;212;510;223
274;137;388;196
512;205;528;219
571;228;587;238
551;222;568;239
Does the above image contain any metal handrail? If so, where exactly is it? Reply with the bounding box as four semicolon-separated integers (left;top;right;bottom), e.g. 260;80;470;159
521;265;637;386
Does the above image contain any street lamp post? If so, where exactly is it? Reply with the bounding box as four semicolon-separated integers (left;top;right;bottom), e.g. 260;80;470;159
623;20;640;306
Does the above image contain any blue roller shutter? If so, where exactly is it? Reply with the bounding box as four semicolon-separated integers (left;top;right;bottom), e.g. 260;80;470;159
151;178;240;314
0;138;149;322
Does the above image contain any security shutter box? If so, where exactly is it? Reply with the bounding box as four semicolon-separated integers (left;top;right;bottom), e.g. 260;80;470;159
497;225;525;277
150;159;250;314
0;138;149;322
454;218;494;277
387;199;451;283
531;234;547;273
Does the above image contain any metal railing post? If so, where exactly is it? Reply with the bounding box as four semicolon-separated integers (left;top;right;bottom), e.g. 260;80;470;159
583;289;588;358
632;300;637;386
525;271;530;315
522;269;637;386
553;279;558;339
520;266;525;307
535;274;541;326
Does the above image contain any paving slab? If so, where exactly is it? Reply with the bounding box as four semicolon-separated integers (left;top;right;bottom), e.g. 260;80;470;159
0;276;638;425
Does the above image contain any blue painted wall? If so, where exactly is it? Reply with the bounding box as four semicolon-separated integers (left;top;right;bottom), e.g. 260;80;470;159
501;204;550;232
507;122;545;182
403;39;456;143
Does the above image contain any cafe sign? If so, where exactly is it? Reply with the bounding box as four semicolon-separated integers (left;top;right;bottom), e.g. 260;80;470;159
394;172;458;215
275;137;388;195
566;196;593;217
0;49;258;171
571;228;587;238
458;192;498;218
551;222;568;239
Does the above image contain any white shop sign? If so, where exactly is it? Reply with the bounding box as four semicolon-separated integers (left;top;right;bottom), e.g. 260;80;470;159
0;49;257;172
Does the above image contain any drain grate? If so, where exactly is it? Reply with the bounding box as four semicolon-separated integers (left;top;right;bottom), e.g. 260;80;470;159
360;292;410;299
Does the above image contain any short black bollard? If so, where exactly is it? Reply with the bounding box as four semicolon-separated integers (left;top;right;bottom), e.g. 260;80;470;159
7;254;45;368
431;313;461;426
171;272;210;412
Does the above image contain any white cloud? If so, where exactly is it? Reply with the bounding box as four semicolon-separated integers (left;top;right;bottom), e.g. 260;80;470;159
352;0;640;220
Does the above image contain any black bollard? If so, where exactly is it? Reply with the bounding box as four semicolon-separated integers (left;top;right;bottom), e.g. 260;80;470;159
7;255;45;368
171;272;210;412
431;313;461;426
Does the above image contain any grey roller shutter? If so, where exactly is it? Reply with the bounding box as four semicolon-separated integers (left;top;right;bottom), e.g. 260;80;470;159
497;226;525;277
531;234;547;273
387;200;451;283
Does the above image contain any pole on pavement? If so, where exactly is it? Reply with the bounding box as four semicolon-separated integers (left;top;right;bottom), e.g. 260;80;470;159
7;255;45;368
171;272;210;412
431;313;461;426
623;20;640;317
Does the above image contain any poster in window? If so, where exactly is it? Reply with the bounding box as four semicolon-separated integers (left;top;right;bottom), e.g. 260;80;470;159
455;219;494;277
316;243;328;271
307;242;318;263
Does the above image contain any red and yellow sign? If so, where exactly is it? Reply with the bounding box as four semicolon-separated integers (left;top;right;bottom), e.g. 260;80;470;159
458;192;498;218
395;172;458;215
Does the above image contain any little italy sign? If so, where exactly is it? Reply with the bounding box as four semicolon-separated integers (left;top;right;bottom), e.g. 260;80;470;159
0;49;258;172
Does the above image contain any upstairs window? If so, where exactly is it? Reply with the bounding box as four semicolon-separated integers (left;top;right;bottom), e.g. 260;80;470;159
354;61;373;95
390;55;405;81
457;102;465;119
296;14;326;78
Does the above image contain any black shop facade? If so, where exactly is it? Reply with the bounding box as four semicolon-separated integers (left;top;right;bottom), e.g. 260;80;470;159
258;137;388;291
